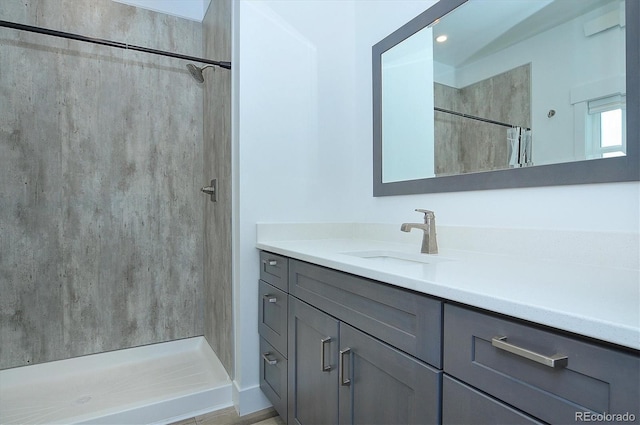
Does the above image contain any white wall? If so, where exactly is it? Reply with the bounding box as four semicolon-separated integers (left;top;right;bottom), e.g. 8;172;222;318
233;0;639;413
447;1;626;166
233;0;362;411
382;26;435;182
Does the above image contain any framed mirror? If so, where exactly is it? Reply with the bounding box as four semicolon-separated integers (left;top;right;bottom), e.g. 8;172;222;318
373;0;639;196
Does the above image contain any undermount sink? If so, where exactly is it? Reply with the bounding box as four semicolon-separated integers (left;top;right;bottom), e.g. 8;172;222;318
342;250;450;266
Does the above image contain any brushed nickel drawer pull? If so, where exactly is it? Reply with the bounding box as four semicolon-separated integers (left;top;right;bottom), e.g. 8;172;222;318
340;348;351;385
262;352;278;365
263;294;277;303
492;336;568;368
263;259;277;266
320;337;332;371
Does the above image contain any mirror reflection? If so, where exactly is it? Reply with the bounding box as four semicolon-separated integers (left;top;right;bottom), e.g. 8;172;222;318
381;0;626;183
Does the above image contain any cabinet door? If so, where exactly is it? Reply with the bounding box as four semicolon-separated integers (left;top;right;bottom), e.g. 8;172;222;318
338;323;442;425
288;297;339;425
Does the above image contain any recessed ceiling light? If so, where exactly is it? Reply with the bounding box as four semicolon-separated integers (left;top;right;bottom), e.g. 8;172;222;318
436;35;448;43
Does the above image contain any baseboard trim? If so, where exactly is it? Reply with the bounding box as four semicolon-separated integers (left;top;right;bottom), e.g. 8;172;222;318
232;380;273;416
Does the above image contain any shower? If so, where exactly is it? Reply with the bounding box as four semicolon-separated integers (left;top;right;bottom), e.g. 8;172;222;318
1;0;234;421
1;1;230;373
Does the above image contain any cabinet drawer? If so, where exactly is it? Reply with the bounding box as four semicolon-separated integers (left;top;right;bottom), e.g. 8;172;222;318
259;280;288;356
443;375;542;425
260;251;289;292
444;304;640;424
289;259;442;368
259;337;287;420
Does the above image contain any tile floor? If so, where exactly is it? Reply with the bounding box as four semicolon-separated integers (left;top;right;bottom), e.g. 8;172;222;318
169;407;285;425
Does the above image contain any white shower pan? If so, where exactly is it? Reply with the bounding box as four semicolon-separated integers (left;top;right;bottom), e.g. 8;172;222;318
0;337;232;424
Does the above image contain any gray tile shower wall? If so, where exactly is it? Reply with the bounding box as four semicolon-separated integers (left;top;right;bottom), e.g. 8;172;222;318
435;64;531;175
0;0;204;369
203;0;234;378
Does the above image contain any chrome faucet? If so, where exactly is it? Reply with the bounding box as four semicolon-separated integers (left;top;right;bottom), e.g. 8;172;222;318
401;209;438;254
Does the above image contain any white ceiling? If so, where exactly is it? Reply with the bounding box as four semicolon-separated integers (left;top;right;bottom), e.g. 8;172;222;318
432;0;616;68
111;0;212;21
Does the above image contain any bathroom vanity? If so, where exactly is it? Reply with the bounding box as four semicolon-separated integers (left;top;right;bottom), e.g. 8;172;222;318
254;0;640;420
256;224;639;424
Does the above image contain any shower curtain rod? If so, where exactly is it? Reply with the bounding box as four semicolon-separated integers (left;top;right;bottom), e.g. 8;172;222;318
0;20;231;70
434;107;529;130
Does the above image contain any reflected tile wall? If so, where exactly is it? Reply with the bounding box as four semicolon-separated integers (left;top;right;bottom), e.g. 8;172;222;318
435;64;531;176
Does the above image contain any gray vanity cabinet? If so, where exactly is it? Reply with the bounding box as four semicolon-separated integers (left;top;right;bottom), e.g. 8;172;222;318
260;336;288;419
288;259;442;368
258;280;288;355
442;376;543;425
258;251;290;420
260;250;640;424
260;251;289;292
288;296;441;425
287;259;443;425
338;323;441;425
260;253;443;424
288;297;340;425
443;304;640;424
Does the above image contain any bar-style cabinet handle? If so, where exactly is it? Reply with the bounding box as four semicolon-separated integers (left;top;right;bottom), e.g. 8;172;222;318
320;337;332;371
262;352;278;365
263;294;277;303
492;336;568;368
263;259;277;266
340;348;351;385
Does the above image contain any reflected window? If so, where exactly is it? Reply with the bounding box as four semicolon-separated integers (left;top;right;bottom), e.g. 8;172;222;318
587;95;626;158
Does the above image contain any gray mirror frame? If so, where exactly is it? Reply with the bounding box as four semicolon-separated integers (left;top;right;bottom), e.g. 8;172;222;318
373;0;639;196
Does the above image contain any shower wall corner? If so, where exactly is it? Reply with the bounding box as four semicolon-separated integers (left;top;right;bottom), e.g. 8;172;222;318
202;0;235;379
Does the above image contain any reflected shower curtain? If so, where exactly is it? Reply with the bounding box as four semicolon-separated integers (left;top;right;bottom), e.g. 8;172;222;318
521;129;532;166
508;127;533;168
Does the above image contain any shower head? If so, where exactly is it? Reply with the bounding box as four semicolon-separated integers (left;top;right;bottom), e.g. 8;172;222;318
186;63;212;84
186;61;232;83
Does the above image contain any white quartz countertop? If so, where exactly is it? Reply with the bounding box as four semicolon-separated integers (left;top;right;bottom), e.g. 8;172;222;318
256;224;640;350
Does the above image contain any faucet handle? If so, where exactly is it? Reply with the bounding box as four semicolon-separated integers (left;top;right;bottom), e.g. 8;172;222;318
415;209;435;221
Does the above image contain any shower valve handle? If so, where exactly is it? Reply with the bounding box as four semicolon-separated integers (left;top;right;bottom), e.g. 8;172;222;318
201;179;217;202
